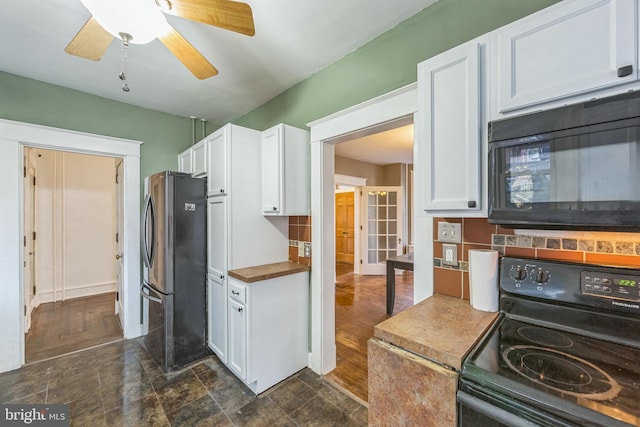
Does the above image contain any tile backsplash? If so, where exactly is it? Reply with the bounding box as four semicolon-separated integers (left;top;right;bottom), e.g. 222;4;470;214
289;216;311;266
433;217;640;300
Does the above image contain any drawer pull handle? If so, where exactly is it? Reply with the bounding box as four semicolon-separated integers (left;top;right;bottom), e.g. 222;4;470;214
618;65;633;78
232;290;239;295
237;307;243;313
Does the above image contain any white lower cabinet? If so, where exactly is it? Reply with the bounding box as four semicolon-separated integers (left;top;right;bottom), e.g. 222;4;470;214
227;297;247;379
207;274;227;363
226;272;309;394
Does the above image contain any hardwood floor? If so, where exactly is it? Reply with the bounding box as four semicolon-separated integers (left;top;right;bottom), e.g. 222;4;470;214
327;262;413;402
25;292;123;363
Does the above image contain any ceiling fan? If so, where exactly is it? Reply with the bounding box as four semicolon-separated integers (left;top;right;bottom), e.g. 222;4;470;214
65;0;255;81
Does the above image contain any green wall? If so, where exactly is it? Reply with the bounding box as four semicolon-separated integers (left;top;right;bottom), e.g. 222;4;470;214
235;0;560;130
0;71;204;181
0;0;560;176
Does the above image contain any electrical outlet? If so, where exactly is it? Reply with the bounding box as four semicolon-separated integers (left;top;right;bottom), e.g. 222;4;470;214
298;241;305;257
437;222;462;243
304;242;311;258
442;244;458;266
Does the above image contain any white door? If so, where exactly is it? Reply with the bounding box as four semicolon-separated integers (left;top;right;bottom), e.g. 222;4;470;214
228;298;247;379
207;128;228;196
115;159;125;326
23;153;36;332
207;274;227;362
419;38;482;213
494;0;636;113
360;186;403;275
261;126;282;213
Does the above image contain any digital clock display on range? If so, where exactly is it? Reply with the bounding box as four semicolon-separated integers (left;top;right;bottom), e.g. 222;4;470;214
616;279;637;287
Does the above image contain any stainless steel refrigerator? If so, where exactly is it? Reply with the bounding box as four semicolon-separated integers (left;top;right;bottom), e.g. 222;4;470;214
141;171;209;371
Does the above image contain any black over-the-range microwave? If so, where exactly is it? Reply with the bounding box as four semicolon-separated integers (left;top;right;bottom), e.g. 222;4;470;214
488;91;640;230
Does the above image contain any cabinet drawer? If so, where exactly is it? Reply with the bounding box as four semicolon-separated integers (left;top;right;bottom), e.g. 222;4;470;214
229;281;247;304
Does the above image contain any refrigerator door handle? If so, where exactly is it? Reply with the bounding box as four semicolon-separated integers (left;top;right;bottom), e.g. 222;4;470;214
141;280;163;304
141;194;156;268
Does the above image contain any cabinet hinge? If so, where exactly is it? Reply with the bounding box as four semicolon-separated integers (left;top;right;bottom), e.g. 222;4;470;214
115;173;119;184
23;167;26;178
24;305;26;316
24;235;26;247
116;291;119;301
33;176;36;186
360;259;363;264
32;285;36;296
360;225;363;230
115;232;119;243
33;231;36;241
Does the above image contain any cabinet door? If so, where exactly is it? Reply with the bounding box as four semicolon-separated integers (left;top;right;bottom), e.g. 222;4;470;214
192;140;207;177
419;40;482;212
261;126;282;214
178;149;192;174
207;129;228;196
227;298;247;380
207;197;227;279
207;274;226;362
495;0;636;113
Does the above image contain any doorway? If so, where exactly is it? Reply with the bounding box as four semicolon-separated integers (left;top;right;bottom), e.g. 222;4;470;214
326;123;415;401
0;118;142;372
23;148;124;363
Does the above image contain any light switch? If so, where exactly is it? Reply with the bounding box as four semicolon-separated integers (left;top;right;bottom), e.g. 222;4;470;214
442;244;458;266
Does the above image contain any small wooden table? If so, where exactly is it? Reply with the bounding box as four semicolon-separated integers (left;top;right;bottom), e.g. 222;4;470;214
386;253;414;315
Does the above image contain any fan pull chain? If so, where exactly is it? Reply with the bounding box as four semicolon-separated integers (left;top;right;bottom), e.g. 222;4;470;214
119;33;132;93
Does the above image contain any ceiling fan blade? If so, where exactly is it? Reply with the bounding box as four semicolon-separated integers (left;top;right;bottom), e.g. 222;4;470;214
164;0;255;36
158;25;219;79
64;17;113;61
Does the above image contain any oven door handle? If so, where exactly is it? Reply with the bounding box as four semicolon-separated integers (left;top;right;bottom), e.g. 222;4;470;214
457;390;539;427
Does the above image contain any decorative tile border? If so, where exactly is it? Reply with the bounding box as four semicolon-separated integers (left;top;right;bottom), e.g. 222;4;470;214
491;234;640;255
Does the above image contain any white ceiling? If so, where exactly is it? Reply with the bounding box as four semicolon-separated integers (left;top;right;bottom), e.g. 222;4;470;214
335;124;414;165
0;0;437;124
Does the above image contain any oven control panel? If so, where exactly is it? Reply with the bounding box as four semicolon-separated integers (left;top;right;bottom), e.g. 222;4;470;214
581;271;640;303
501;257;640;315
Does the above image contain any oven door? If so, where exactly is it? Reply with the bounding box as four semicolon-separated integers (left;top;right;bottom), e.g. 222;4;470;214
458;380;576;427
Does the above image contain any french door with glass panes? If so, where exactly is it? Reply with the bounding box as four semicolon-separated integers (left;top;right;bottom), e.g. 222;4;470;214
361;186;403;275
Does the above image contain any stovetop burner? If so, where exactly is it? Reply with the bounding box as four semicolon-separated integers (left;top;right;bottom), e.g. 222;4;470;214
502;345;621;400
517;326;573;348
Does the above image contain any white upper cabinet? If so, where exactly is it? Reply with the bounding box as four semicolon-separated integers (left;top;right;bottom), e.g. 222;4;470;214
493;0;637;115
261;124;310;216
418;36;488;215
207;128;228;196
178;139;206;176
178;149;192;174
191;139;207;177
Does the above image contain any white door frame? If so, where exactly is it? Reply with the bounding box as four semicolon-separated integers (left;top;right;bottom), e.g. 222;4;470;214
307;83;434;375
0;118;142;372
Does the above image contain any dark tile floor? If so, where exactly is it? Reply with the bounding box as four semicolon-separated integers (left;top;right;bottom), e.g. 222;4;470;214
0;339;368;426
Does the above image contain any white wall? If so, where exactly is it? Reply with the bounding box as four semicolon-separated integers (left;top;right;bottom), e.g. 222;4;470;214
35;149;116;303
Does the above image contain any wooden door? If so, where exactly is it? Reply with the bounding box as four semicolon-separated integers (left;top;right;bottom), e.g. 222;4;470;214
335;192;355;264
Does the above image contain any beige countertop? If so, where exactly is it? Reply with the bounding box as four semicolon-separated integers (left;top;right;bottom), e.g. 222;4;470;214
227;261;310;283
373;294;498;371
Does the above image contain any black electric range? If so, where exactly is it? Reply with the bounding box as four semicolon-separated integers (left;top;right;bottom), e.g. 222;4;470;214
458;257;640;427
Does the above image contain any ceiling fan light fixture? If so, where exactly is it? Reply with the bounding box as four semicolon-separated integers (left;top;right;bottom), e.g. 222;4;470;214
80;0;169;44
